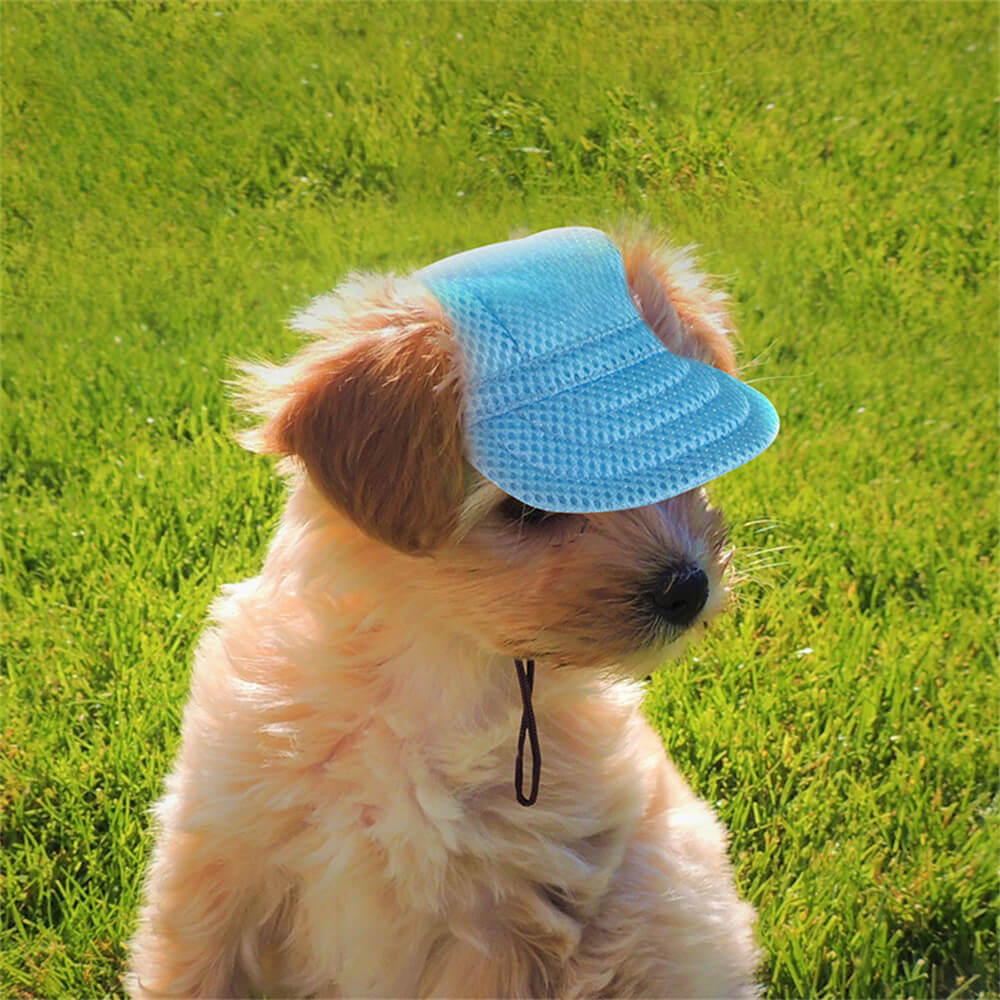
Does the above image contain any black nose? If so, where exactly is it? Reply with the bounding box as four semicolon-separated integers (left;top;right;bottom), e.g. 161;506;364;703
646;565;709;628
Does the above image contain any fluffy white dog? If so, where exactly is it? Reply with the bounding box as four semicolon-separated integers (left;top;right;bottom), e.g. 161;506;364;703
128;229;762;998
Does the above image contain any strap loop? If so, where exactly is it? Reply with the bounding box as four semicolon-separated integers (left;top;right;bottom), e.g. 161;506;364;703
513;658;541;806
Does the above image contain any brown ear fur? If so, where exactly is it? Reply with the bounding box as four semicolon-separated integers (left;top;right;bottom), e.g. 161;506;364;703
616;233;738;376
241;293;465;554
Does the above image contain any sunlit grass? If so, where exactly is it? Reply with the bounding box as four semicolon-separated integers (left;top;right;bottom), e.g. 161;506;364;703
3;2;996;996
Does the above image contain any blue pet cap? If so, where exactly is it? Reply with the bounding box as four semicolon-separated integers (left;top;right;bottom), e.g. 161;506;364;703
417;227;778;513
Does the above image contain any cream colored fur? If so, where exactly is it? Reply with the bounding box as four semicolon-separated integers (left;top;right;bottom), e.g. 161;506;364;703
128;232;760;998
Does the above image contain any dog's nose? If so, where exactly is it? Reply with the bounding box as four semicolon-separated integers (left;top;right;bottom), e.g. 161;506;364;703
646;564;709;628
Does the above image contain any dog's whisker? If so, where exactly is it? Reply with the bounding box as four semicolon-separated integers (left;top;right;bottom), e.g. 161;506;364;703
745;372;810;385
741;520;787;537
735;338;779;372
728;563;787;591
741;559;789;574
739;544;794;559
738;556;790;570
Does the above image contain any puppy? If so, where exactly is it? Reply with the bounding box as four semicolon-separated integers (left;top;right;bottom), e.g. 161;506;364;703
128;228;764;998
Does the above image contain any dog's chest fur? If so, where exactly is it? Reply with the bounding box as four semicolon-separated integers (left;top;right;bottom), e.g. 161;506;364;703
176;575;667;994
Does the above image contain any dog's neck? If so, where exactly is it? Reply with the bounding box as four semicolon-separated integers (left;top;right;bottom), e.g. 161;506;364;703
251;481;652;812
374;628;518;736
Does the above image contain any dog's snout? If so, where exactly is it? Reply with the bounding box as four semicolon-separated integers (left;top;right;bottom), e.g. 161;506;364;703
646;564;709;628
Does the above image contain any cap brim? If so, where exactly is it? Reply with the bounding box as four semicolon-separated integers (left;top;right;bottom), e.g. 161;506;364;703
467;340;780;513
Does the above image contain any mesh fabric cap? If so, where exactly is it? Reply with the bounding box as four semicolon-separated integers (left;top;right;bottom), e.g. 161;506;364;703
417;226;779;513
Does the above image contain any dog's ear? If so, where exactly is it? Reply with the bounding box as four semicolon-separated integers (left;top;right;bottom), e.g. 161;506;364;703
617;232;738;376
240;293;465;554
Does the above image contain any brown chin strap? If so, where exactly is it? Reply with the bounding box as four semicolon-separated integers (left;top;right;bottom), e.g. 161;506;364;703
513;658;541;806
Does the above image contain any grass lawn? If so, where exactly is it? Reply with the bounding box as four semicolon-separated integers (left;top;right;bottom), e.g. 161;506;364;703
2;2;997;996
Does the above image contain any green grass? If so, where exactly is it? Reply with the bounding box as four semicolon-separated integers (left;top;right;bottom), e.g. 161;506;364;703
2;2;996;996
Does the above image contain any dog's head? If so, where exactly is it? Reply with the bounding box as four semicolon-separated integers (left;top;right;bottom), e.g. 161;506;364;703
239;232;741;673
